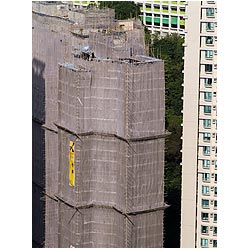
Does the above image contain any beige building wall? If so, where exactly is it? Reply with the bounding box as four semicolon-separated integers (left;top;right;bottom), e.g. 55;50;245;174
181;1;217;248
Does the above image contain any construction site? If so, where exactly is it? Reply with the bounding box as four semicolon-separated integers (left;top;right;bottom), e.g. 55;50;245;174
32;1;168;247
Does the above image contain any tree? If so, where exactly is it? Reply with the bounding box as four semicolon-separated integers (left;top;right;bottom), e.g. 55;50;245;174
150;33;184;247
99;1;140;20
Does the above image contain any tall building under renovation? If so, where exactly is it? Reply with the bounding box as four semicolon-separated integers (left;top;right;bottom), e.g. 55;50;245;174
180;1;217;248
32;1;166;247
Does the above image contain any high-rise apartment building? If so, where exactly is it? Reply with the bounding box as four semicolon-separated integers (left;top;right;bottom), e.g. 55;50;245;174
135;0;186;36
180;1;217;248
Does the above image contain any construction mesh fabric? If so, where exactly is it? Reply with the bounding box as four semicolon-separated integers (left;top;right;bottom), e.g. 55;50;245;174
32;5;166;247
56;60;165;247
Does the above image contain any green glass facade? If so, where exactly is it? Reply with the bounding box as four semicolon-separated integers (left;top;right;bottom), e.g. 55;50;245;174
138;1;186;34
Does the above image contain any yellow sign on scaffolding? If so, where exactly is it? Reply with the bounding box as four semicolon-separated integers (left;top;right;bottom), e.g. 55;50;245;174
69;141;75;187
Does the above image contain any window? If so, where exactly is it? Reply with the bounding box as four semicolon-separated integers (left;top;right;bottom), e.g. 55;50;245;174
154;5;160;12
204;92;212;101
171;6;177;13
201;225;209;234
205;64;213;73
154;14;160;26
214;213;217;222
213;240;217;247
204;105;212;114
202;159;210;168
205;50;213;58
202;199;209;208
180;7;185;14
162;15;169;27
203;119;211;128
171;16;178;28
215;173;217;182
203;146;210;155
215;160;217;169
202;172;210;181
214;200;217;208
162;5;168;12
206;36;213;45
206;8;214;17
206;22;214;31
201;238;208;247
145;13;152;25
213;226;217;235
180;16;185;29
203;132;211;142
204;78;212;87
202;212;209;221
214;186;217;195
202;185;210;195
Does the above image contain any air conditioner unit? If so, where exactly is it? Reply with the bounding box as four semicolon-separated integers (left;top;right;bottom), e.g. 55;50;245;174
210;226;214;230
211;186;214;190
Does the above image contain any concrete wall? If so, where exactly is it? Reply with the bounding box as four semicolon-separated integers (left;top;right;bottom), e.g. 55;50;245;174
68;8;115;29
180;1;201;247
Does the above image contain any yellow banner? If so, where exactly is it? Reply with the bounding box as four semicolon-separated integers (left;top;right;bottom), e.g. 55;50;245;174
69;141;75;187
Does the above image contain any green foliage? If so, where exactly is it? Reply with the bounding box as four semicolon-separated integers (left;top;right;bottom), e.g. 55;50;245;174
165;163;181;192
144;26;151;47
99;1;140;20
151;33;184;117
149;33;184;194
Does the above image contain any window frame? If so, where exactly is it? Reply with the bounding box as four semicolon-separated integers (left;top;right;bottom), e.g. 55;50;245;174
201;238;209;247
204;91;212;101
204;105;212;114
203;119;211;128
201;212;209;221
206;8;215;17
201;225;209;234
205;64;213;73
202;159;210;168
202;172;210;181
214;213;217;222
202;199;210;208
206;22;214;31
203;132;211;142
204;78;212;87
206;36;214;45
202;185;210;195
205;50;213;59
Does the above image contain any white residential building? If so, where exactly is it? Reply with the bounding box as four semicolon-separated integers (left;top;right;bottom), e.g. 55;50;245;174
181;1;217;248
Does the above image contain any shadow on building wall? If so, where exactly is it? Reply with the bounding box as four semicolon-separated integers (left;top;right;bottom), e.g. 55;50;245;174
32;58;45;248
164;189;181;248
